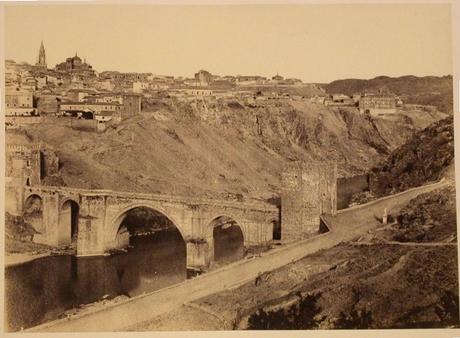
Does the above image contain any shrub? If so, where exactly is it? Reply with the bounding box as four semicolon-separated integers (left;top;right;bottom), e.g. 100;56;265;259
247;293;323;330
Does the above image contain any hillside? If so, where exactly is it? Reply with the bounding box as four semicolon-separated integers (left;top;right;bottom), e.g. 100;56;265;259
6;99;447;200
324;75;453;114
369;116;454;197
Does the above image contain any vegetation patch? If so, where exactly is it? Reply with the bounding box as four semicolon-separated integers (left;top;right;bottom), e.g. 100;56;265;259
393;186;456;242
370;116;454;196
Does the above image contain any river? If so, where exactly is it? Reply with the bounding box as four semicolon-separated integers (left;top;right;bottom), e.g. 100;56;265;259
5;224;245;332
5;229;186;332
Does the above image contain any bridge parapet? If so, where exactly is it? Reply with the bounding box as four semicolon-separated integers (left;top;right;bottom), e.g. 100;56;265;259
24;185;278;213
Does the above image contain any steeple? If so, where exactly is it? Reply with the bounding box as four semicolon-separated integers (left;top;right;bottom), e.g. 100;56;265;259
36;40;47;69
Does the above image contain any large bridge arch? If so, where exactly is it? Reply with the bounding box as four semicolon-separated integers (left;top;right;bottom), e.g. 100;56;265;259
105;202;187;252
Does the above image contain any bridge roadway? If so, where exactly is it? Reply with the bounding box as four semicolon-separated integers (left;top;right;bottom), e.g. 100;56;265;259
27;180;447;332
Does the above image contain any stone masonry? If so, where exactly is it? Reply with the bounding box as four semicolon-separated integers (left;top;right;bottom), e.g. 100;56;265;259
281;161;337;242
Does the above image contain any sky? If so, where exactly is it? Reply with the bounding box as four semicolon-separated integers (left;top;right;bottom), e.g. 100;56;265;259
3;3;453;83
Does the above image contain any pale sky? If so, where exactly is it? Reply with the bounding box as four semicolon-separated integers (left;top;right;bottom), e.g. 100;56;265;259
3;4;453;83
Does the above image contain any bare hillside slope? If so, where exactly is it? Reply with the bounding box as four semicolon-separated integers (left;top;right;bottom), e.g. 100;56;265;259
7;99;446;200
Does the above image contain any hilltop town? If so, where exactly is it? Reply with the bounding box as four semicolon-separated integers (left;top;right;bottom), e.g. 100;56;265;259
5;41;421;132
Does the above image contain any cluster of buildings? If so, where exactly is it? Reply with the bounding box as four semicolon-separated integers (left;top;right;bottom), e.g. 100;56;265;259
5;42;310;122
4;42;151;130
191;69;302;87
310;89;403;116
4;41;310;130
4;41;407;131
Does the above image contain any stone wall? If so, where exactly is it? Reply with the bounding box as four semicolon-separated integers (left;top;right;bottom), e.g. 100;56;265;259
280;161;337;242
5;144;41;187
36;95;59;115
5;116;42;126
5;185;24;215
122;94;142;118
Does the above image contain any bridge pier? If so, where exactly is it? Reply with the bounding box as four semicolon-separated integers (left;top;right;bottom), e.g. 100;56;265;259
186;241;212;270
76;195;106;256
39;192;60;246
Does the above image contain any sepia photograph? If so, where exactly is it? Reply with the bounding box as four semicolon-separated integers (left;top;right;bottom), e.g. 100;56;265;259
1;1;459;335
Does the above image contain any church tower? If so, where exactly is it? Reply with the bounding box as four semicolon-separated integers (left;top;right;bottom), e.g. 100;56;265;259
36;41;47;69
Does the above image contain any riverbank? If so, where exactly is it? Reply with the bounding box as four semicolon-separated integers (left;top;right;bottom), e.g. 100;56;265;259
5;252;51;267
5;238;75;267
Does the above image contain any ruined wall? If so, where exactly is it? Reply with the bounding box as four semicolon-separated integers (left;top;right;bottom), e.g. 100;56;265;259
280;161;337;243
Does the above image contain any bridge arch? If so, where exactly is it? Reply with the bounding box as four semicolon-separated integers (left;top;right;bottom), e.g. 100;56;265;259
206;215;245;266
24;192;43;206
106;202;187;252
23;194;44;238
59;199;80;246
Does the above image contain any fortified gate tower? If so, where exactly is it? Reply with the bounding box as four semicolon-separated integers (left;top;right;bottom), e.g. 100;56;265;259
280;161;337;242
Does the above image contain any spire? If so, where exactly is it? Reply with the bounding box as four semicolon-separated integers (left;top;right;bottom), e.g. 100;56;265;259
36;40;47;68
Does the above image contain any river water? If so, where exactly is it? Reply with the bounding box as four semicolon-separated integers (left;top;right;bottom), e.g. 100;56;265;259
5;224;245;332
4;229;186;332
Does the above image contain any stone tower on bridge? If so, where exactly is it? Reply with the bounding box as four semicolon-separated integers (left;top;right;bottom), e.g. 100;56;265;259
5;143;59;215
281;161;337;242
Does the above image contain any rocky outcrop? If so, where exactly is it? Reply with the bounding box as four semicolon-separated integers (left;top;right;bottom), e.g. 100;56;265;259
369;117;454;196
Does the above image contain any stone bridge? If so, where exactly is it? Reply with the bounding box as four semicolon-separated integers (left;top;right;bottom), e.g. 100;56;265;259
15;185;279;269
